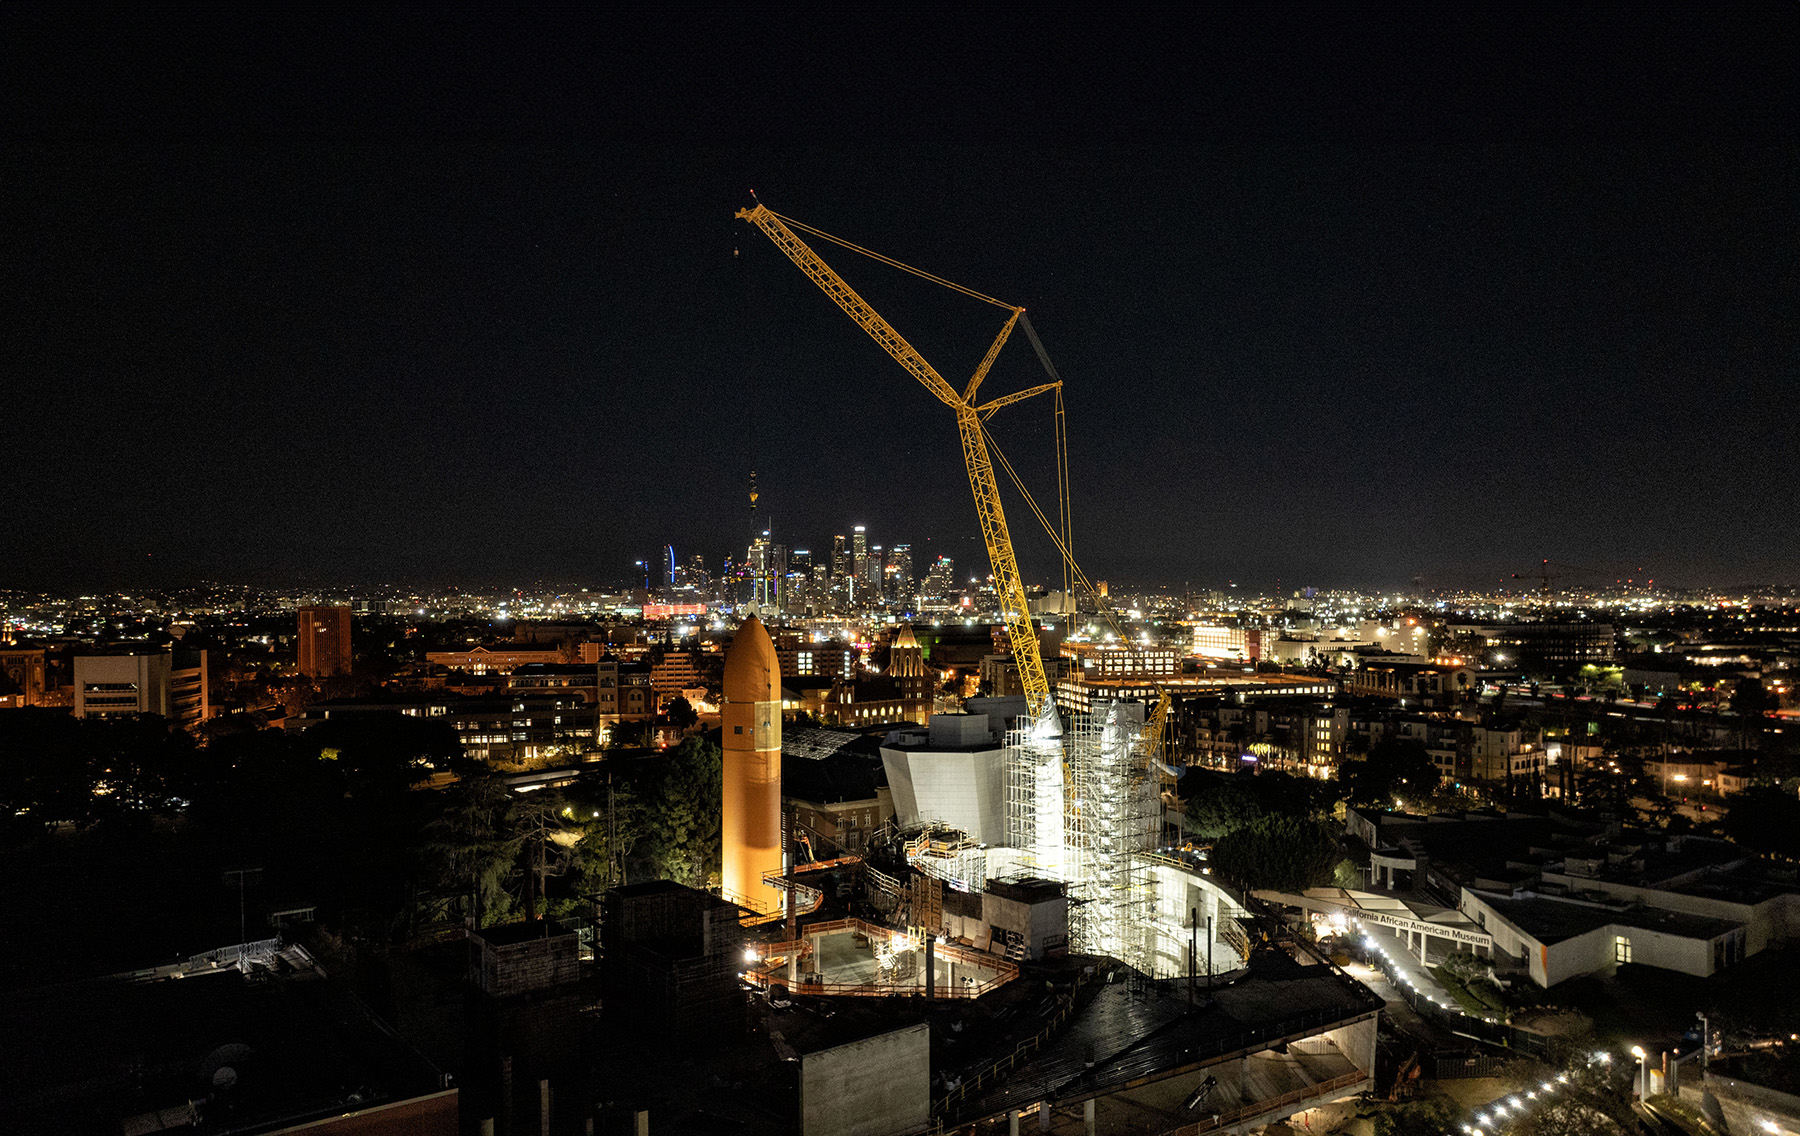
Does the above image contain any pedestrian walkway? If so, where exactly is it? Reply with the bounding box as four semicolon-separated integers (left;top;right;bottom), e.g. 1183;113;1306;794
1356;925;1468;1020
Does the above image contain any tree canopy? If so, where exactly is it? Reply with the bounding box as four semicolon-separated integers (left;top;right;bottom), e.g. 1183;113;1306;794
1183;770;1326;840
1720;783;1800;860
645;736;723;887
1340;736;1439;807
1209;814;1341;893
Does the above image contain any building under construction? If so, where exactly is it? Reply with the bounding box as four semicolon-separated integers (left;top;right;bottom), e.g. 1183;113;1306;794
738;202;1229;980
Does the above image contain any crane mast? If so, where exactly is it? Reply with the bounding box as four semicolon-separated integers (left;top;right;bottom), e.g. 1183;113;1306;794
736;204;1054;721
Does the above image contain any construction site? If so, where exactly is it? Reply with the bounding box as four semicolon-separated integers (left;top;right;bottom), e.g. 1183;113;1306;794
731;203;1257;987
573;204;1388;1136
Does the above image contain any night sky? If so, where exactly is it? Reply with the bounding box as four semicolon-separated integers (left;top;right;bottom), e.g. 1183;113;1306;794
5;10;1795;593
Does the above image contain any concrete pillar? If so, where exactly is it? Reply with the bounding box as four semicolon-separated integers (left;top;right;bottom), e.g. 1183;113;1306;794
634;1110;650;1136
1040;1101;1053;1131
539;1079;551;1136
1419;931;1429;965
1009;1108;1021;1135
1083;1099;1096;1136
479;1121;495;1136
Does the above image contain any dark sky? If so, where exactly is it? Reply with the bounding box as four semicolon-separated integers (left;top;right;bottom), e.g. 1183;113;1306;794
4;9;1795;594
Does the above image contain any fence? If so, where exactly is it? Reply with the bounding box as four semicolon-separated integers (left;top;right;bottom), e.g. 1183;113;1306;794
1434;1054;1507;1079
1359;941;1575;1065
1361;943;1510;1048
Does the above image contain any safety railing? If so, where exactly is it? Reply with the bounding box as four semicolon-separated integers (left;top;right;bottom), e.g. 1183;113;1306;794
940;1001;1375;1124
744;917;1017;1001
935;971;1090;1116
1165;1070;1367;1134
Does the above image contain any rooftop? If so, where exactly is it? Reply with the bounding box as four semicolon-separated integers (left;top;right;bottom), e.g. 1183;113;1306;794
0;947;448;1136
1472;891;1742;945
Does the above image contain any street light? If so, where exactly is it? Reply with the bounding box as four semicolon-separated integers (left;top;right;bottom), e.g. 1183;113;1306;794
1631;1045;1648;1099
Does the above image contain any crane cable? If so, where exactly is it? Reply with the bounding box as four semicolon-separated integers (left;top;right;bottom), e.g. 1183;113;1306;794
770;211;1019;312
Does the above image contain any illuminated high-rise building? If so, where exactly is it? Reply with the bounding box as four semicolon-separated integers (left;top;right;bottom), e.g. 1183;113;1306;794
922;556;957;606
297;605;352;678
852;526;869;588
746;532;776;613
831;534;851;579
887;543;915;603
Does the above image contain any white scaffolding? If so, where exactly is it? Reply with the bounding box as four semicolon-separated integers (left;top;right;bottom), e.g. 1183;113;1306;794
1062;700;1160;966
1003;722;1067;882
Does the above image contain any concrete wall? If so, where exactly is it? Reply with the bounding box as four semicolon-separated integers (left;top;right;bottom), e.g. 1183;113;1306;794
1538;870;1800;958
1323;1013;1379;1076
801;1022;930;1136
475;932;579;998
1542;870;1761;938
1464;889;1729;987
1617;924;1716;978
981;892;1068;960
1142;860;1250;977
1685;1073;1800;1136
1541;925;1612;987
879;747;1006;844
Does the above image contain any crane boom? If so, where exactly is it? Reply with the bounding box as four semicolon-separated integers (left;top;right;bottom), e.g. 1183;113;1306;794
736;204;1053;720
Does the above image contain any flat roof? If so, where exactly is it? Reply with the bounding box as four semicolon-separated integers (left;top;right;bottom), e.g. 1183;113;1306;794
1472;892;1741;945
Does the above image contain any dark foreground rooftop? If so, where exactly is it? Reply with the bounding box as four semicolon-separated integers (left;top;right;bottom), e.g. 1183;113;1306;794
0;946;452;1136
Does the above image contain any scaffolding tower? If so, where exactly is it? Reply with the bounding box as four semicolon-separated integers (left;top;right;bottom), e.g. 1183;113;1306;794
1062;700;1161;968
1003;723;1066;881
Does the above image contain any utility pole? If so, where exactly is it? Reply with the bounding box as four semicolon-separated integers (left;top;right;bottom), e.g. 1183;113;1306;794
1187;906;1197;1008
1206;914;1214;993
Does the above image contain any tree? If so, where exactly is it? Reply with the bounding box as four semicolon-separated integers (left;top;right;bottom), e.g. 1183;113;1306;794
661;695;699;733
1374;1098;1456;1136
1341;736;1439;806
301;711;464;797
508;788;572;922
1183;770;1327;840
1184;773;1262;840
563;773;644;896
1497;1057;1634;1136
648;736;723;887
1720;783;1800;859
1209;815;1340;893
420;773;522;927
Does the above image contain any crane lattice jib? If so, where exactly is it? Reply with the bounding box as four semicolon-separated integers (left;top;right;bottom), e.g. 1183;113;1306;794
737;204;1052;719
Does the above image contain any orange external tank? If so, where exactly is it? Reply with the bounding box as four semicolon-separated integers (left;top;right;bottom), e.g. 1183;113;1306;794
721;615;782;912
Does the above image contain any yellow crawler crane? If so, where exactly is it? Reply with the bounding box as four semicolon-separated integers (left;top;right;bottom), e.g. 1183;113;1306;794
736;204;1172;776
737;204;1056;721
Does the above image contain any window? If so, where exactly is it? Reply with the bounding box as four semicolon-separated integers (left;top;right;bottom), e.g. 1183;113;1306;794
1614;936;1632;964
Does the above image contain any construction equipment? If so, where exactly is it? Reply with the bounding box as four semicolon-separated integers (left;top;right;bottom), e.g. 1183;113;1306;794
735;203;1174;770
736;204;1058;724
